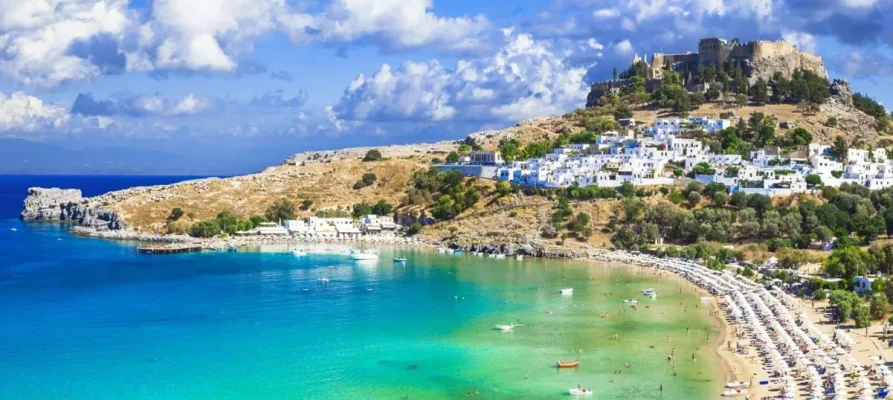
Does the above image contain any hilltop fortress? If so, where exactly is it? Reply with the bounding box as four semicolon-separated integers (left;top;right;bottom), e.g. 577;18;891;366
587;37;828;106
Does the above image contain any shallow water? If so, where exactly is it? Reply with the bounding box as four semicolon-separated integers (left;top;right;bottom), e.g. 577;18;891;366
0;220;722;399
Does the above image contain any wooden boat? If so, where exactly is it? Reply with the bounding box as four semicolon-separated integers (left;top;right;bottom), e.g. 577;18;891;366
556;360;580;368
569;387;593;396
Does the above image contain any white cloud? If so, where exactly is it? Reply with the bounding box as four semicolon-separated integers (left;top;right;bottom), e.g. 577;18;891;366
332;30;589;125
71;92;217;117
299;0;490;52
614;39;634;54
0;0;129;87
782;30;817;53
593;8;619;19
0;91;70;132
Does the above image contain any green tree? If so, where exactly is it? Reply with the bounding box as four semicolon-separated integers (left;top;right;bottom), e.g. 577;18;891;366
617;181;635;198
446;152;460;164
854;304;872;328
457;144;471;155
686;191;701;207
190;220;220;238
352;202;373;218
823;246;870;279
406;222;422;236
371;200;393;216
363;149;383;162
750;77;769;105
668;190;685;205
805;174;823;188
167;207;184;222
265;198;296;222
871;293;890;320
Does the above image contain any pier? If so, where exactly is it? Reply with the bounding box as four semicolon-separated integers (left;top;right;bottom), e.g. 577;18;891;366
137;244;203;255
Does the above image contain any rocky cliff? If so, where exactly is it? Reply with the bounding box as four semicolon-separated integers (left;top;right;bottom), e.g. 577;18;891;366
21;187;127;230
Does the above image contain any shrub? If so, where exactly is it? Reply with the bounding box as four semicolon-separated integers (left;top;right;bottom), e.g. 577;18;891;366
871;293;890;320
446;152;460;164
265;198;296;222
299;199;313;211
167;207;184;222
363;149;382;162
406;222;422;236
190;220;220;238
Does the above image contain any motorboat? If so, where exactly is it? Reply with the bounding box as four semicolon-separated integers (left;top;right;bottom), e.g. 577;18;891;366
393;257;408;263
318;277;329;283
454;249;463;255
291;249;307;256
494;324;515;331
556;360;580;368
350;251;379;261
568;387;593;396
722;388;748;397
301;288;310;292
437;248;450;254
366;288;374;292
726;381;751;389
10;228;17;232
560;288;574;295
641;288;656;296
515;255;524;260
495;254;506;259
624;299;639;304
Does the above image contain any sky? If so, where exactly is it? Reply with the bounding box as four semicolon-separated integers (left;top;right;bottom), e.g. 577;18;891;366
1;0;892;175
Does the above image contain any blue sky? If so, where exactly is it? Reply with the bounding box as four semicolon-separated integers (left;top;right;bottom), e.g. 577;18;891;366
1;0;892;174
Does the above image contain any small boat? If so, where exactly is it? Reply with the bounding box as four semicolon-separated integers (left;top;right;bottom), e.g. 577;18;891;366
453;249;462;255
568;387;593;396
437;248;450;254
515;255;524;260
302;288;310;292
556;360;580;368
291;249;307;256
560;288;574;295
725;381;751;389
495;254;506;259
350;251;378;261
641;288;656;296
494;324;515;331
318;277;329;283
624;299;639;304
722;388;748;397
9;228;17;232
393;257;408;262
366;288;374;292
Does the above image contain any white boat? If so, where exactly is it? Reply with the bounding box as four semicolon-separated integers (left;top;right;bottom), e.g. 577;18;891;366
494;324;515;331
569;388;593;396
318;277;329;283
560;288;574;295
9;228;17;231
515;255;524;260
291;249;307;256
641;288;656;296
722;388;748;397
437;248;450;254
393;257;407;262
725;381;751;389
624;299;639;304
350;251;379;261
495;254;506;259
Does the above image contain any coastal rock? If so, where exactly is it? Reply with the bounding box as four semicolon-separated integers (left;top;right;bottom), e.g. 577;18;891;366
21;187;127;230
20;187;83;221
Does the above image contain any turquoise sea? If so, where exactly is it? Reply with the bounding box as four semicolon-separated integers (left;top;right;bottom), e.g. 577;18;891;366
0;176;723;399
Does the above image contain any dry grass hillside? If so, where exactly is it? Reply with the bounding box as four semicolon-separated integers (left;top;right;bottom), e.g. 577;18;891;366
109;149;454;233
632;101;881;145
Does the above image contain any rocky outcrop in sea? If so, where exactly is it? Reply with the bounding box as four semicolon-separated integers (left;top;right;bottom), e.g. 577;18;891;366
21;187;127;230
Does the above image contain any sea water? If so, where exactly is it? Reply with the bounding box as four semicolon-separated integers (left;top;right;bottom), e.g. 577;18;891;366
0;176;722;399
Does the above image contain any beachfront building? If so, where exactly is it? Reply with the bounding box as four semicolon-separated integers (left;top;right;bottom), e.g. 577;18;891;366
854;276;877;294
252;222;289;236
